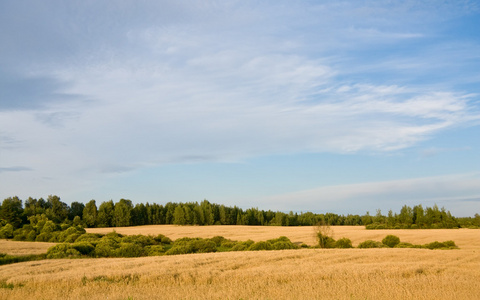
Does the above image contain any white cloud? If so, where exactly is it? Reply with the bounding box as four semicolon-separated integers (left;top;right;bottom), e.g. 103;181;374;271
260;173;480;216
0;1;479;205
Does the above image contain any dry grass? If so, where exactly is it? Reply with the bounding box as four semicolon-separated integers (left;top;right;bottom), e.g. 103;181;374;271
86;225;480;249
1;227;479;299
0;239;56;255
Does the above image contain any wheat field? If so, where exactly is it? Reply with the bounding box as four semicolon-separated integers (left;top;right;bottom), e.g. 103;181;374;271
0;240;56;255
1;226;479;299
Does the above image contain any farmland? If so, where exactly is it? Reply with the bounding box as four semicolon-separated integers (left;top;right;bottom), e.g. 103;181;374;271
1;226;480;299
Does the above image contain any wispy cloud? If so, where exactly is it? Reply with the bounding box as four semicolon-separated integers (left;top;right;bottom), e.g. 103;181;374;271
0;166;33;173
0;1;479;207
261;173;480;216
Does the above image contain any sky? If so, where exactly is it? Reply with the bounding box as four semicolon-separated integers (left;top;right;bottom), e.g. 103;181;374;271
1;0;479;216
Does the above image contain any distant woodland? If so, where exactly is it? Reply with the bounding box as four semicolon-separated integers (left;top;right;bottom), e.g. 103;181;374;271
1;195;479;236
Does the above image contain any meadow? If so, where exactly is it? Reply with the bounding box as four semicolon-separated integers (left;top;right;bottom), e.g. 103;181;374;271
1;226;479;299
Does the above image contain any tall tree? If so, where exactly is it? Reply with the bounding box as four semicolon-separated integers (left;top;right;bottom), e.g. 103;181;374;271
114;199;133;227
97;200;115;227
173;205;186;225
69;201;85;220
45;195;69;223
83;200;98;227
0;197;23;228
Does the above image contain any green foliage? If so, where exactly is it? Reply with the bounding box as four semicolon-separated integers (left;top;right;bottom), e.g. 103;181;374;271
145;245;165;256
71;242;95;255
247;241;273;251
357;240;385;248
382;235;401;248
334;238;353;248
153;234;172;244
0;253;46;266
231;240;254;251
115;243;144;257
166;238;217;255
315;223;336;248
46;243;81;259
0;223;14;239
424;240;457;250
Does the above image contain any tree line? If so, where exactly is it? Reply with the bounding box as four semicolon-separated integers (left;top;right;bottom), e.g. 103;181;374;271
1;195;479;231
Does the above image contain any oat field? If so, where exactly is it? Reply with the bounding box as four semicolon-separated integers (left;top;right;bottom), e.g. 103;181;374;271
1;226;479;300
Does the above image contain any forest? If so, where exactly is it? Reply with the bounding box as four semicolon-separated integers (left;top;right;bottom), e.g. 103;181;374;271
1;195;479;235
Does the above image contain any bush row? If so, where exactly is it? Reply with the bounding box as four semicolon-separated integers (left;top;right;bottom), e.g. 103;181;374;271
0;215;86;243
0;253;46;266
316;233;458;250
46;233;300;259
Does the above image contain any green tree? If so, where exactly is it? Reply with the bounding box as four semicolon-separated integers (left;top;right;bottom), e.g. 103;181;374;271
97;200;115;227
173;206;186;225
1;197;24;228
45;195;69;223
114;199;133;227
69;201;85;220
83;200;98;228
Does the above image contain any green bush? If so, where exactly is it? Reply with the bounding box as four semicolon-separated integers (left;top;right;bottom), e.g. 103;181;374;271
231;240;254;251
316;233;336;248
247;241;273;251
394;242;414;248
153;234;172;244
121;235;156;247
209;236;226;246
382;235;401;248
26;230;37;241
75;233;103;243
71;242;95;256
334;238;353;248
115;243;144;257
145;245;165;256
46;243;81;259
357;240;385;248
0;224;14;239
424;241;457;250
271;241;298;250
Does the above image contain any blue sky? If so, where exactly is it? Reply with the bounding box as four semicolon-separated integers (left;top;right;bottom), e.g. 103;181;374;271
1;1;479;216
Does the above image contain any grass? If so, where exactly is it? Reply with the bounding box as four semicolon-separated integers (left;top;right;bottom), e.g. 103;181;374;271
0;226;479;299
86;225;480;249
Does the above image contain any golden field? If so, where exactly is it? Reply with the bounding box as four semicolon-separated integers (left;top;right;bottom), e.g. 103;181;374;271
0;240;56;255
1;226;479;300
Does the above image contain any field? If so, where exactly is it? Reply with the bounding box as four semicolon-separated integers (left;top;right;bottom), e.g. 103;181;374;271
1;226;479;299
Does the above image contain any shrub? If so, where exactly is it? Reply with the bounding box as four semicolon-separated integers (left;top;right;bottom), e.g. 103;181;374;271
122;235;156;247
334;238;353;248
35;232;53;242
209;236;226;246
424;241;457;250
247;241;273;251
115;243;144;257
47;243;81;259
315;223;336;248
145;245;165;256
26;230;36;241
154;234;172;244
75;233;103;243
0;224;14;239
395;242;414;248
357;240;385;248
165;243;194;255
193;239;217;253
165;238;217;255
231;240;254;251
220;240;236;248
382;235;401;248
71;242;95;256
271;241;298;250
